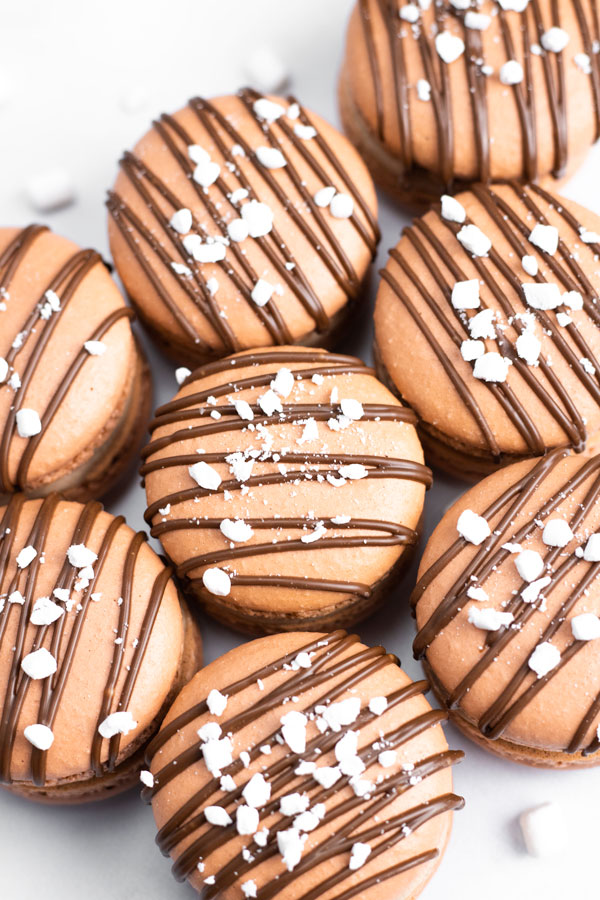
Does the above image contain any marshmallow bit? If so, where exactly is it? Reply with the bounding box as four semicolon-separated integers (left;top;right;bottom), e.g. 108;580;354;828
189;461;222;490
580;228;600;244
338;463;368;480
271;367;295;397
227;218;249;243
16;408;42;438
220;518;254;543
516;331;541;366
252;97;286;122
349;842;372;871
207;688;228;716
465;10;491;29
461;339;485;362
457;509;491;545
571;612;600;641
193;158;221;188
416;79;432;101
23;723;55;751
0;357;8;383
498;0;529;9
30;596;64;626
26;167;76;212
234;399;254;422
313;765;342;788
236;805;260;836
258;389;283;416
169;208;193;234
21;648;57;680
202;736;233;776
244;48;289;93
241;200;274;237
330;193;354;219
457;224;492;256
67;543;98;568
175;366;191;385
188;145;210;164
435;31;465;64
281;710;308;753
242;881;258;899
314;186;336;208
205;805;232;827
280;793;310;816
84;340;107;358
542;518;573;548
399;3;420;22
294;124;317;140
574;53;592;74
16;545;37;569
441;194;466;223
369;696;388;716
529;223;559;255
521;575;551;604
522;282;562;310
541;27;570;53
451;279;480;310
256;146;287;169
473;352;510;383
563;290;584;310
98;710;138;739
242;772;272;808
583;533;600;561
467;585;489;602
515;549;545;582
468;606;514;631
528;642;561;678
8;591;25;605
340;398;364;420
319;697;361;732
378;749;397;768
251;278;275;308
499;60;524;85
469;308;496;339
198;722;222;743
202;567;231;597
277;828;307;871
184;236;226;264
522;255;538;276
171;262;192;276
140;769;154;788
519;803;568;857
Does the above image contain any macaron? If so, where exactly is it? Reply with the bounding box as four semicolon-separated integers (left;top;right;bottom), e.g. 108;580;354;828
141;346;430;633
143;630;464;899
413;449;600;768
0;493;203;803
374;182;600;481
339;0;600;206
107;90;379;366
0;224;151;501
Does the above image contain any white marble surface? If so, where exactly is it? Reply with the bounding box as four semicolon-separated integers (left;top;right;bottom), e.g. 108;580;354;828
1;1;599;898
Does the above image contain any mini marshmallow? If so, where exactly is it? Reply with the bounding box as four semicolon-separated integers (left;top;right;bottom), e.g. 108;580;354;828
522;282;562;310
314;186;336;207
580;228;600;244
349;842;372;870
338;463;368;480
236;805;260;836
175;367;191;385
574;52;592;74
399;3;420;22
251;278;275;307
30;596;64;626
0;357;8;383
563;291;584;310
189;461;222;490
205;805;232;827
207;689;228;716
26;167;76;212
220;519;254;543
202;568;231;597
528;642;561;678
84;340;107;356
541;27;570;53
473;352;510;383
294;124;317;140
258;389;283;416
98;710;138;739
435;32;465;64
529;223;559;255
227;218;249;242
252;97;286;122
281;710;307;753
16;545;37;569
256;147;287;169
499;60;524;84
16;408;42;438
21;648;57;680
519;803;568;857
242;772;271;808
571;613;600;641
451;279;480;310
440;195;466;223
340;398;364;420
241;200;274;237
416;79;432;101
67;543;97;568
468;606;514;631
582;533;600;561
192;159;220;188
467;586;489;602
169;208;193;234
330;193;354;219
516;331;541;366
369;696;388;715
521;255;538;276
140;770;154;788
542;519;573;548
461;339;485;361
515;549;545;582
271;367;295;397
457;224;492;256
244;48;289;93
469;308;496;339
457;509;491;545
23;723;54;750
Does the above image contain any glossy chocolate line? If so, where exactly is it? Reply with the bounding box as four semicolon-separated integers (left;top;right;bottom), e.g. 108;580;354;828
147;632;463;893
0;495;175;786
108;89;378;353
413;451;600;755
358;0;597;191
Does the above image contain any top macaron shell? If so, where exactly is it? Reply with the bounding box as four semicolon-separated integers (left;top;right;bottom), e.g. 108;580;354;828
107;91;379;364
340;0;600;195
0;495;184;787
0;226;137;496
374;183;600;463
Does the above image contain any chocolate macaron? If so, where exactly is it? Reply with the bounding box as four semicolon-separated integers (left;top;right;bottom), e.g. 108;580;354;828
413;449;600;768
107;90;379;366
141;347;430;633
0;225;151;501
339;0;600;206
375;182;600;480
0;494;202;802
144;631;463;899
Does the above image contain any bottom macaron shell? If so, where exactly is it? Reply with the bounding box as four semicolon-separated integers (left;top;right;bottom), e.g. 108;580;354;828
146;631;463;900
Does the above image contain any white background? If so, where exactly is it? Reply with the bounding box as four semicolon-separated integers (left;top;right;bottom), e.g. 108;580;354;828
1;2;599;898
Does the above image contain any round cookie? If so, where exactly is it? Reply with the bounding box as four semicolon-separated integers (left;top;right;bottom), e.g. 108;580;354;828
144;630;463;900
413;449;600;768
339;0;600;207
141;346;430;633
375;182;600;481
107;90;379;366
0;493;203;803
0;225;151;501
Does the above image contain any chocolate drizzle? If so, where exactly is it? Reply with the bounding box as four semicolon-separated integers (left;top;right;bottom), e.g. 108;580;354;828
0;495;174;786
380;181;600;460
357;0;600;192
142;349;431;604
146;631;464;895
107;89;379;357
0;226;134;494
412;449;600;757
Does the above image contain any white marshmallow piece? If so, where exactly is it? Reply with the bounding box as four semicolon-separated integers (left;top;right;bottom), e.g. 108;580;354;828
314;186;336;208
330;194;354;219
468;606;514;631
241;201;274;237
189;461;222;490
207;688;228;716
516;331;541;366
583;533;600;561
98;710;138;739
542;519;573;548
349;842;372;870
202;567;231;597
522;255;538;276
541;27;570;53
461;339;485;361
522;282;562;310
457;509;491;545
571;613;600;641
435;32;465;64
84;340;107;357
252;97;286;122
457;224;492;256
205;805;232;827
256;147;287;169
16;408;42;438
528;642;561;678
242;772;271;809
519;803;568;857
529;223;559;255
169;208;193;234
451;279;480;310
220;519;254;543
24;723;54;750
499;60;524;85
441;195;466;223
21;648;57;680
26;167;76;212
251;278;275;307
473;352;510;383
175;367;191;385
515;549;545;582
16;545;37;569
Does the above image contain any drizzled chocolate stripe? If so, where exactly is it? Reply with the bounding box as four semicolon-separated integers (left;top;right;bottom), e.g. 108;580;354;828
108;89;379;355
0;495;175;786
358;0;600;191
143;350;430;600
412;450;600;756
383;181;600;458
0;226;134;493
147;632;463;895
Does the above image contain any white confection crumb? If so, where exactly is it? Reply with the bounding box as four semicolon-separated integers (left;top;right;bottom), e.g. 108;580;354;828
468;606;514;631
435;31;465;64
21;648;57;680
189;461;222;490
516;331;541;366
23;723;54;750
16;545;37;569
205;805;232;827
67;543;98;568
440;194;466;223
98;710;138;739
175;367;192;385
202;567;231;597
236;805;260;836
207;688;228;716
242;881;258;899
521;255;538;276
16;408;42;438
242;772;272;809
244;48;289;92
465;10;491;29
542;518;573;548
169;208;193;234
227;218;249;242
499;60;524;85
571;613;600;641
529;223;559;255
519;803;568;857
563;291;583;310
541;27;570;53
522;282;562;310
583;534;600;561
140;770;154;788
528;642;561;678
26;167;76;212
84;340;107;356
457;224;492;256
399;4;420;22
330;193;354;219
281;710;308;753
30;596;64;626
515;549;545;583
220;518;254;543
467;586;489;602
349;842;372;870
202;736;233;776
251;278;275;307
314;186;336;207
457;509;491;545
473;352;510;383
461;339;485;362
451;279;480;310
368;696;388;715
256;146;287;169
416;79;431;101
242;200;274;238
277;827;306;871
